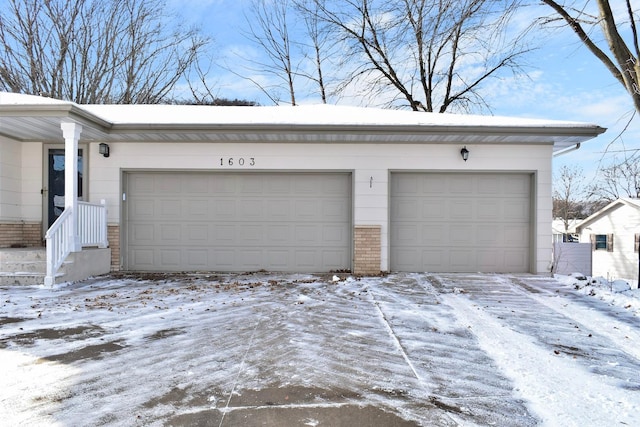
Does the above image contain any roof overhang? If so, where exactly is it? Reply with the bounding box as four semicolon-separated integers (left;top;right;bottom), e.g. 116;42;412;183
576;198;640;231
0;93;606;149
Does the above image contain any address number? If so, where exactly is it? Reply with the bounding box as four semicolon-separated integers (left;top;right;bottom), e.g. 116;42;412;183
220;157;255;166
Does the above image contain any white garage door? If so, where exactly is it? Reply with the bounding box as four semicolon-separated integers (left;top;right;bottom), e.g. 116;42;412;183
124;172;352;272
390;173;531;273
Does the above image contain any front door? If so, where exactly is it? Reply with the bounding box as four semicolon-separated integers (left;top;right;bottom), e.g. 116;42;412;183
45;147;84;229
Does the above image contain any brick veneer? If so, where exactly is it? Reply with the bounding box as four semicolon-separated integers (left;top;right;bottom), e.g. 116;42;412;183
353;225;381;275
0;222;43;248
107;225;120;271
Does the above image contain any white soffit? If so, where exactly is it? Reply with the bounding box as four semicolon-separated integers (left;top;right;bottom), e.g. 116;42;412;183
0;92;606;149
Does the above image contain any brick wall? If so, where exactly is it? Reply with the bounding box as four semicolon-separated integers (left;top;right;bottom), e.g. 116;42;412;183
107;225;120;271
0;222;42;248
353;225;381;275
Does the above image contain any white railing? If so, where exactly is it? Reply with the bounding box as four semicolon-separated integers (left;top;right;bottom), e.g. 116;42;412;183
44;209;73;287
45;200;108;286
78;201;108;248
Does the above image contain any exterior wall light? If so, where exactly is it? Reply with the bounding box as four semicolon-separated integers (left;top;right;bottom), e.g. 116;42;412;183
460;146;469;162
99;143;110;158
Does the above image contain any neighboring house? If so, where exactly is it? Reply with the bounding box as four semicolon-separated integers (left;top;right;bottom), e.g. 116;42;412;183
0;92;605;283
552;218;581;242
576;198;640;283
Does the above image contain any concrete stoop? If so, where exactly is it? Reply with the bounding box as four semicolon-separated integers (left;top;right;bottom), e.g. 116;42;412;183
0;247;111;286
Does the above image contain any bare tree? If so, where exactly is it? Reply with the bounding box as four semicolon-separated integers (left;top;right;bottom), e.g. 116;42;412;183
242;0;299;105
239;0;334;105
541;0;640;114
299;0;532;112
553;165;587;233
297;0;332;103
588;156;640;201
0;0;209;104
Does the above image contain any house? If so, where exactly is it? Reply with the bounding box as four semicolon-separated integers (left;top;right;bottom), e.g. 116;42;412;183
0;92;606;284
576;198;640;284
552;218;581;242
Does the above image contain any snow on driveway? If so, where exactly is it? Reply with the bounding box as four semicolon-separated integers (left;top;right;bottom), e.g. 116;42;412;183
1;273;639;426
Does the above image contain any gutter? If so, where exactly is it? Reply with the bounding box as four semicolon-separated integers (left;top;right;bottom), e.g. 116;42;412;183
553;143;581;157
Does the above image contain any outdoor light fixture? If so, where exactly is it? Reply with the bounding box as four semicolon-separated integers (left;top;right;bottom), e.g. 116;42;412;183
99;143;110;158
460;146;469;162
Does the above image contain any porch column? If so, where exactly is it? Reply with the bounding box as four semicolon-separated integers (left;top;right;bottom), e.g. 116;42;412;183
61;121;83;252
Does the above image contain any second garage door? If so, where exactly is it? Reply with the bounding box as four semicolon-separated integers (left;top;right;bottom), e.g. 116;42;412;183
124;172;352;272
390;172;531;273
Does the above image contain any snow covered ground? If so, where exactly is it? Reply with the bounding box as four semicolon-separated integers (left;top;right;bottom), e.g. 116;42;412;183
1;272;639;426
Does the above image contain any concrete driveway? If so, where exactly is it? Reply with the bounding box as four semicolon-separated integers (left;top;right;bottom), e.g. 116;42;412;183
2;273;640;426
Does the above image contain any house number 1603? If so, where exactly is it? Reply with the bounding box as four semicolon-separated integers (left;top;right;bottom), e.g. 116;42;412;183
220;157;255;166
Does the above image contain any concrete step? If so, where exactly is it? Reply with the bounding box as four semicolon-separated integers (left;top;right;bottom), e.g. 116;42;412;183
0;248;46;263
1;259;47;274
0;247;69;286
0;272;47;286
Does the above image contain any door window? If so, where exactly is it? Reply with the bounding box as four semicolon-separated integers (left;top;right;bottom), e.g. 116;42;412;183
47;149;83;227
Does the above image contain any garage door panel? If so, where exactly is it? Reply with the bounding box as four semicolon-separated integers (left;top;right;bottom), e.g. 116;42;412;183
186;199;208;217
450;177;474;194
323;200;349;218
160;224;181;242
477;226;500;245
450;225;472;244
268;200;291;218
131;223;154;242
422;250;443;269
322;224;351;244
321;250;345;267
395;200;419;220
504;226;529;246
132;199;155;217
504;200;529;220
504;175;530;193
126;172;351;272
267;224;291;242
295;225;318;243
450;250;474;270
391;172;530;273
240;225;263;244
477;250;500;270
214;200;235;217
505;251;527;270
478;201;500;219
423;201;445;220
422;224;445;244
187;250;208;266
130;175;153;192
240;176;264;193
187;225;209;241
477;176;500;194
160;249;181;266
130;249;153;266
449;200;474;220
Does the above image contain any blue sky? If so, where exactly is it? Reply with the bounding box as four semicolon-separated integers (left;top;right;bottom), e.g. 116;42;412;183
1;0;635;188
167;0;639;189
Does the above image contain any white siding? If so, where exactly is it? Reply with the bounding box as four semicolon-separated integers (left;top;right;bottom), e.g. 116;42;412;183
21;143;42;221
579;204;640;282
0;137;22;221
88;141;553;273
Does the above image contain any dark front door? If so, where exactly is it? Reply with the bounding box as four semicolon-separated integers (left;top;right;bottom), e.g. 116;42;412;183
47;148;83;228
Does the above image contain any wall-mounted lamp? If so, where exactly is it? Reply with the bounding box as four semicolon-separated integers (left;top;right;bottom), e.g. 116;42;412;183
460;146;469;162
99;143;110;158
